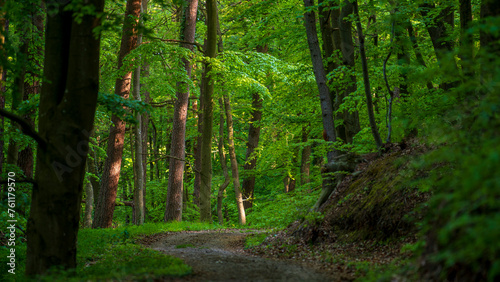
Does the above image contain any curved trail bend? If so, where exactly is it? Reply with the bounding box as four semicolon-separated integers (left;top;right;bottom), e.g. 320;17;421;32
143;230;334;282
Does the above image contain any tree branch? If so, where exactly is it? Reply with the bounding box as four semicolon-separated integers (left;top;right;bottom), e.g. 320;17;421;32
0;108;47;149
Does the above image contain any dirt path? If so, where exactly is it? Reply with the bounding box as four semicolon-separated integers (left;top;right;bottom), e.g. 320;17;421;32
141;230;334;281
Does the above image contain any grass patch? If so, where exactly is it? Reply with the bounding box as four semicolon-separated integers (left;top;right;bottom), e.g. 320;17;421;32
244;233;269;249
1;221;225;281
175;243;195;249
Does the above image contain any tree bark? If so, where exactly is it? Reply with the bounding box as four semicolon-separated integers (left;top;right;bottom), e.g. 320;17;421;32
241;92;262;210
223;94;246;225
165;0;198;222
303;0;338;162
199;0;218;222
420;3;459;90
84;177;94;228
217;98;230;225
338;0;361;143
133;1;145;225
25;0;104;274
93;0;141;229
353;0;383;149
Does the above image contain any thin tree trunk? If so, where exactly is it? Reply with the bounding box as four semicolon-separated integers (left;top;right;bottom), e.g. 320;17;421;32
303;0;338;162
338;0;361;143
133;1;145;225
199;0;217;222
304;0;340;211
165;0;198;222
217;98;230;225
241;92;262;210
25;0;104;274
353;0;383;149
84;173;94;228
223;94;246;225
93;0;141;229
18;6;43;180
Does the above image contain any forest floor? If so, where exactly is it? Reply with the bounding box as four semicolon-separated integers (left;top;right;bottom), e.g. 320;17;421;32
140;230;342;281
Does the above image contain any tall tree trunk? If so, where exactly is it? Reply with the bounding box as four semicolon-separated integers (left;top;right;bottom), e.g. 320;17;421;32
217;98;230;225
133;1;145;225
353;0;383;148
199;0;217;222
303;0;340;211
241;92;262;210
338;0;361;143
223;94;246;225
192;96;201;207
165;0;198;222
303;0;338;162
25;0;104;274
18;5;43;180
93;0;141;229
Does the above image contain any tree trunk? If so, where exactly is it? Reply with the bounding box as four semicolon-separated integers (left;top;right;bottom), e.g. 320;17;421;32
93;0;141;229
199;0;217;222
303;0;338;162
353;0;383;149
193;96;201;207
303;0;340;211
165;0;198;222
84;176;94;228
18;5;43;180
217;98;230;225
420;3;459;90
223;94;246;225
133;1;145;225
241;92;262;210
25;0;104;274
338;0;361;143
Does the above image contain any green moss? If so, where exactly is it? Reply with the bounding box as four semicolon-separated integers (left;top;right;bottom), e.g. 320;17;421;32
325;151;428;241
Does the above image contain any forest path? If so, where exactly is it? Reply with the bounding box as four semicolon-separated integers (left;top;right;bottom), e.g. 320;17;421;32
141;230;335;281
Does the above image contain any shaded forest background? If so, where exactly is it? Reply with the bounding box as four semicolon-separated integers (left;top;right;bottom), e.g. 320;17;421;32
0;0;499;280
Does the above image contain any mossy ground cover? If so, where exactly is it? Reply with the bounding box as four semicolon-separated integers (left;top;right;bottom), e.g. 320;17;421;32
245;142;433;280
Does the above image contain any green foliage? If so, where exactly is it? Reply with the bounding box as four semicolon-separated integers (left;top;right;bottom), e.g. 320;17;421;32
247;188;321;229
